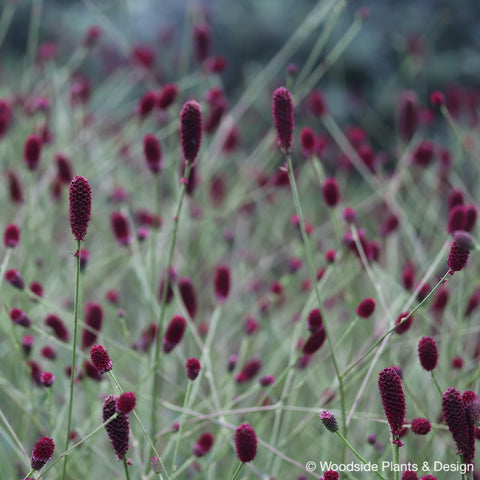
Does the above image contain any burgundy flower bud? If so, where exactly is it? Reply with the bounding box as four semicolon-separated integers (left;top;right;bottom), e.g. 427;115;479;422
398;91;419;142
411;417;431;435
178;277;197;319
235;358;262;383
24;134;42;170
420;476;436;480
40;371;55;387
259;374;275;387
116;392;136;414
193;23;211;63
157;83;178;110
302;328;326;355
464;204;478;232
45;313;70;341
31;436;55;470
411;140;435;167
244;316;259;335
356;298;376;318
5;269;24;289
342;207;357;224
136;91;156;117
402;472;419;480
103;394;129;460
69;175;92;242
204;98;227;133
319;410;338;433
143;134;162;174
308;89;327;117
79;248;90;273
110;211;131;246
151;456;162;473
402;263;415;290
378;367;406;445
90;344;112;374
214;264;231;301
272;87;294;153
41;345;56;360
83;360;102;381
193;432;214;457
10;308;31;327
180;100;202;163
82;302;103;350
448;233;473;274
300;127;316;157
429;91;445;107
4;223;20;248
448;205;466;233
322;471;339;480
6;170;24;203
442;387;475;463
131;44;154;69
322;178;340;207
21;334;34;355
395;312;413;334
55;153;73;184
186;357;201;380
163;315;187;353
307;308;323;332
83;25;102;47
234;423;257;463
418;336;438;371
448;188;465;210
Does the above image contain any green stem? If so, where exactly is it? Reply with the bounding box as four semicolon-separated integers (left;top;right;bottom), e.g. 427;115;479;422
62;239;82;480
231;462;244;480
335;432;387;480
171;380;193;473
392;441;399;480
431;371;443;396
150;161;192;444
123;457;131;480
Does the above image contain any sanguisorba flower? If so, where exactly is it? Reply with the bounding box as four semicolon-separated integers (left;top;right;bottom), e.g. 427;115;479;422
180;100;202;164
193;432;214;457
234;423;257;463
319;410;338;433
24;134;42;171
103;394;130;460
186;357;201;380
214;263;231;301
417;336;438;371
143;133;162;174
69;175;92;242
82;302;103;350
272;86;294;153
162;315;187;353
378;367;406;445
90;344;112;374
116;392;136;415
31;436;55;470
448;230;474;274
4;223;20;248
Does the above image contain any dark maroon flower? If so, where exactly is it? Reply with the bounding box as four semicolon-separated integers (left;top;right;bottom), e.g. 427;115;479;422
322;178;340;207
180;100;202;163
464;204;478;232
378;367;406;445
411;140;435;167
395;312;413;334
235;358;262;383
136;91;156;117
308;89;327;117
402;472;419;480
300;127;316;157
83;360;102;381
466;289;480;317
24;134;42;170
431;285;449;313
110;211;131;246
398;90;419;142
29;360;42;385
448;232;473;274
319;410;338;433
45;314;70;341
307;308;323;332
157;83;178;110
21;334;34;355
234;423;257;463
356;298;376;319
420;476;436;480
442;387;475;464
448;188;465;210
244;316;259;335
272;87;294;153
79;248;90;272
322;471;339;480
103;394;129;460
186;357;201;380
259;374;275;387
4;223;20;248
82;302;103;350
143;134;162;174
10;308;31;327
132;44;154;69
116;392;136;414
411;417;431;435
214;264;231;301
429;91;445;107
5;269;24;289
41;345;56;360
55;153;73;184
302;328;326;355
31;436;55;470
448;205;466;233
6;170;24;203
193;432;214;457
418;336;438;371
90;344;112;374
69;175;92;242
83;25;102;47
193;23;211;63
163;315;187;353
452;356;464;369
40;371;55;387
178;277;197;319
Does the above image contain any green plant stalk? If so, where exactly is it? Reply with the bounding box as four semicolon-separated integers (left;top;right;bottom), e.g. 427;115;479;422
431;371;443;396
172;457;195;478
392;441;399;480
231;462;244;480
123;457;131;480
150;161;192;444
62;239;82;480
335;431;387;480
171;380;193;473
285;153;346;433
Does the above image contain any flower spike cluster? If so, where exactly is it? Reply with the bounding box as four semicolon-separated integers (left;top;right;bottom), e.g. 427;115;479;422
69;175;92;242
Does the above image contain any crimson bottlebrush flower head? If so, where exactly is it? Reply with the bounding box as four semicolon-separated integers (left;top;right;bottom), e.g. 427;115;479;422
24;134;42;170
90;344;112;374
356;298;376;318
322;178;340;207
411;417;431;435
6;170;24;203
193;432;214;457
272;86;294;153
110;211;131;246
442;387;475;463
186;357;201;380
136;90;156;117
116;392;136;414
235;357;262;383
234;423;257;463
465;204;478;232
180;100;202;163
300;126;316;157
55;153;73;184
163;315;187;353
40;371;55;387
259;374;275;387
302;328;326;355
398;90;419;142
307;308;323;332
378;367;406;445
31;436;55;470
178;277;198;319
143;134;162;174
103;394;130;460
21;334;34;355
41;345;56;359
319;410;338;432
448;205;466;233
214;263;231;301
418;336;438;371
431;285;449;313
5;269;24;289
402;472;419;480
448;231;474;274
10;307;31;327
4;223;20;248
82;302;103;350
157;83;178;110
395;311;413;334
322;471;339;480
69;175;92;242
45;313;70;341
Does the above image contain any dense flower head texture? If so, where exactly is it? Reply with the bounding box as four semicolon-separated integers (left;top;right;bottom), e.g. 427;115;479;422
103;394;130;460
69;175;92;242
234;423;257;463
180;100;202;163
90;344;113;374
31;436;55;470
272;86;294;153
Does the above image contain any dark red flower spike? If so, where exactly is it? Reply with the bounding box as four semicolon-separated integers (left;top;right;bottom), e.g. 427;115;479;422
31;436;55;470
103;394;130;460
163;315;187;353
90;344;112;374
272;87;294;153
234;423;257;463
180;101;202;164
69;175;92;242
